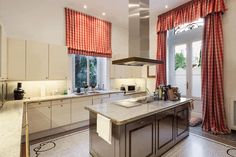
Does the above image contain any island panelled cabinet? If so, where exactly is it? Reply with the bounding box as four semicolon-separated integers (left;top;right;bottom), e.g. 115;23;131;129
89;102;189;157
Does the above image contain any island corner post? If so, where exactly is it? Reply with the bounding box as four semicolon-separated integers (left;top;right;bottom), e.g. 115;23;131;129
86;99;190;157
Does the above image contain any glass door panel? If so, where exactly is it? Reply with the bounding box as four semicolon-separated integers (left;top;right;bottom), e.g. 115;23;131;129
174;44;187;96
191;41;202;98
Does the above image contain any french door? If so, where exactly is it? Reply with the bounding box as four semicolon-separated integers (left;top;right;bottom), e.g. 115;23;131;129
168;27;203;99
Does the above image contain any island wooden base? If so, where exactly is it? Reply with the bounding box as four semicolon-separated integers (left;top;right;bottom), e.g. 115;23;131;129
89;102;190;157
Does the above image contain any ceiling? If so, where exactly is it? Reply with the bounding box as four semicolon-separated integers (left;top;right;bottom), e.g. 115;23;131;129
62;0;190;28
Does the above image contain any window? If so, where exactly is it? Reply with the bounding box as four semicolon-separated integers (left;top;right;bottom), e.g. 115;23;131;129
72;55;108;90
168;19;203;99
174;18;204;35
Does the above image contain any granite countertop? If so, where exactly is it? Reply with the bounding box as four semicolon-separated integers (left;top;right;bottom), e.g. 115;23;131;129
85;97;192;125
0;101;24;157
24;90;146;103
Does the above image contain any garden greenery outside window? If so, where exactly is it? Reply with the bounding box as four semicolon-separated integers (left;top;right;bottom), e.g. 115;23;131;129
72;55;108;91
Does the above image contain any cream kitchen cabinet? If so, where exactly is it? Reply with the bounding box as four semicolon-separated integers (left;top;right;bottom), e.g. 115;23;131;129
49;44;68;80
26;40;49;80
27;101;51;134
7;38;26;80
51;99;71;128
92;96;103;105
71;97;93;123
0;24;7;80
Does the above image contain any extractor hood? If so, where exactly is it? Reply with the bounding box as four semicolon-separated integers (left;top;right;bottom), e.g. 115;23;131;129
112;0;163;66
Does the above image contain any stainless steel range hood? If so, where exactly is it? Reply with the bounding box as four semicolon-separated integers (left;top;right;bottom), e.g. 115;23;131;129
112;0;163;66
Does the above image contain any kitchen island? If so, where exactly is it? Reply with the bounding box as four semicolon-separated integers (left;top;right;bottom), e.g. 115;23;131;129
85;97;192;157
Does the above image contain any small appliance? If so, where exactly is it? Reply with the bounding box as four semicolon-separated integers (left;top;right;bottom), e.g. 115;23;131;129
14;82;25;100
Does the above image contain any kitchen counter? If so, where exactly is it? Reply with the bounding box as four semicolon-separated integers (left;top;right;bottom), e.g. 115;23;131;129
87;97;192;157
85;97;192;125
24;90;146;103
0;101;24;157
0;90;146;157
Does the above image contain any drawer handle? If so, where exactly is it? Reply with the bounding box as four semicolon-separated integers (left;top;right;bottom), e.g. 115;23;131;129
38;102;41;105
61;105;63;107
138;121;145;124
48;107;51;109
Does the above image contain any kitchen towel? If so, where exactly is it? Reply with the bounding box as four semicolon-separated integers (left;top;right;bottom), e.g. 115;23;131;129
96;114;112;144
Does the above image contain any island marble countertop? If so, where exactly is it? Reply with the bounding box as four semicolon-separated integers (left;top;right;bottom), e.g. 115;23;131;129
0;101;24;157
85;97;192;125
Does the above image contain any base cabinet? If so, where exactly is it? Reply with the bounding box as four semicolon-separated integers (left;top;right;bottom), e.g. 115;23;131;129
71;97;92;123
89;102;190;157
51;99;70;128
156;109;175;156
126;116;156;157
28;102;51;134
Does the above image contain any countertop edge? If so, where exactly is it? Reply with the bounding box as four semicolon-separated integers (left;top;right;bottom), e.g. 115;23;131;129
23;91;146;103
85;99;192;125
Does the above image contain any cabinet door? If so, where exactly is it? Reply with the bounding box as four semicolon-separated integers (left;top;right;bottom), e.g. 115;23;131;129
51;102;70;128
49;44;68;80
92;96;102;105
71;97;92;123
175;103;189;143
7;38;26;80
28;101;51;134
0;25;7;79
26;40;48;80
126;116;155;157
156;109;175;156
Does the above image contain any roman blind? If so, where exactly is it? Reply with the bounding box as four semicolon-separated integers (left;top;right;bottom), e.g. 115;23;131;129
65;8;112;58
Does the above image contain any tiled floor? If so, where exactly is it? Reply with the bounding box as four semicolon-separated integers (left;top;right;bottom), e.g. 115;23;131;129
30;129;236;157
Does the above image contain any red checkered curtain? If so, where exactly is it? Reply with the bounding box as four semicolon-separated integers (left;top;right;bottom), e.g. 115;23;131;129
156;31;167;86
156;0;228;134
65;8;112;58
201;13;229;134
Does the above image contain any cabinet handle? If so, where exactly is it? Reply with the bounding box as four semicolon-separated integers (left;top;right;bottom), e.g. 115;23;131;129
48;107;51;109
60;100;63;102
61;105;63;107
138;121;145;125
38;102;41;105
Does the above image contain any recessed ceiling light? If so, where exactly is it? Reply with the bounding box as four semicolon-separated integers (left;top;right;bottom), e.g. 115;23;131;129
83;5;87;9
102;12;106;16
165;5;168;9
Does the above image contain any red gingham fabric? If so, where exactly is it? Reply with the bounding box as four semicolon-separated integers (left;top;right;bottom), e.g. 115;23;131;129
65;8;112;58
156;31;167;86
156;0;229;134
201;13;229;134
156;0;226;33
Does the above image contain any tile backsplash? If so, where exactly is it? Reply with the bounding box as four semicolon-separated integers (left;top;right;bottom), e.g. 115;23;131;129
7;80;67;100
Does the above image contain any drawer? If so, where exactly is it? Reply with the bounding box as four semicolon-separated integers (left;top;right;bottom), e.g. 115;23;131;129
27;101;51;108
51;98;70;105
72;97;93;103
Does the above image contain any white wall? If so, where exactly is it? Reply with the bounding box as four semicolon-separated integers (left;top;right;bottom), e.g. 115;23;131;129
223;0;236;129
0;0;130;97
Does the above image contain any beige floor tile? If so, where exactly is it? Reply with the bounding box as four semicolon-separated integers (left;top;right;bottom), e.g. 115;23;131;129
30;130;236;157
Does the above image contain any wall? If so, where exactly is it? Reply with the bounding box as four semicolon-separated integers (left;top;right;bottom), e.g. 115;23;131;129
223;0;236;128
0;0;130;97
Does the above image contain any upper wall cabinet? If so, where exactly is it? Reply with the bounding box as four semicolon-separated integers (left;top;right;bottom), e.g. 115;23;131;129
0;24;7;80
26;40;49;80
49;44;68;80
7;38;26;80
